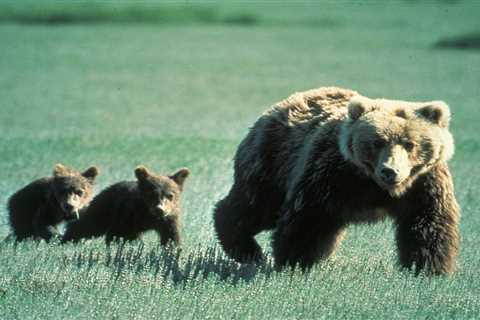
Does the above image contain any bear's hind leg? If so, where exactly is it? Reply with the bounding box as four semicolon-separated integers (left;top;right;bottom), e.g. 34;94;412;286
273;210;345;271
213;191;267;263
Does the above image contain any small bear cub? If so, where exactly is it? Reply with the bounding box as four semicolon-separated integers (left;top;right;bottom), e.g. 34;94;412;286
8;164;99;241
62;166;189;246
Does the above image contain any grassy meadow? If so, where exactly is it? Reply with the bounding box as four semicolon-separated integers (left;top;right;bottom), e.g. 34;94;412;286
1;1;480;319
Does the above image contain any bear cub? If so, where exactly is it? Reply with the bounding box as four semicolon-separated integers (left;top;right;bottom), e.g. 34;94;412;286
8;164;99;241
63;166;189;246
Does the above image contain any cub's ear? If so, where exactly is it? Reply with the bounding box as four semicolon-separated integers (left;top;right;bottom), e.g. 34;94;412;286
347;96;375;121
53;163;71;177
170;168;190;190
82;166;99;182
417;101;451;128
134;166;151;181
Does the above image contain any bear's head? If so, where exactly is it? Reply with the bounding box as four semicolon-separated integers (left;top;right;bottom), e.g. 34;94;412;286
51;164;99;220
339;95;454;197
134;166;190;218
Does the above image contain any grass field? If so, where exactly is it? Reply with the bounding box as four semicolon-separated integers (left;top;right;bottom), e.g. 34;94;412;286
1;1;480;319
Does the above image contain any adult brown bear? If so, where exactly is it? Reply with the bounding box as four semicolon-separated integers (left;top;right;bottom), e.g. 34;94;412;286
213;87;459;275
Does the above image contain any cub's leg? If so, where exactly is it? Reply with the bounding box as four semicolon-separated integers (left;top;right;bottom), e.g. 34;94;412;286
157;218;181;247
62;213;108;243
394;165;460;275
32;208;61;241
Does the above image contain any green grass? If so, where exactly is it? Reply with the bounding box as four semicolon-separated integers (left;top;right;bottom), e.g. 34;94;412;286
0;1;225;25
1;1;480;319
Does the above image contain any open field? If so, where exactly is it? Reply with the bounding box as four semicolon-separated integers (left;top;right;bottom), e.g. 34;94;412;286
1;2;480;319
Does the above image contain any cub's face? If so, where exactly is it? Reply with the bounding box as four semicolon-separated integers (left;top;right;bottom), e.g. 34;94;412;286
135;166;189;218
51;164;99;220
340;96;454;197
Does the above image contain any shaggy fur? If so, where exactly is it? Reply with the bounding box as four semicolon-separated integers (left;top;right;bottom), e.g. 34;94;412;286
62;166;189;246
8;164;99;241
213;86;460;275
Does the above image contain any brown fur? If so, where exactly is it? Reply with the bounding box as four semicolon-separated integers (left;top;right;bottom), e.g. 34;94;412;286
8;164;99;241
213;86;460;275
62;166;189;246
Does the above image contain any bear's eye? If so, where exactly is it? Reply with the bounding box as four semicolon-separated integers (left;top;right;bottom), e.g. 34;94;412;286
74;189;84;197
404;141;415;151
165;192;174;201
373;139;386;149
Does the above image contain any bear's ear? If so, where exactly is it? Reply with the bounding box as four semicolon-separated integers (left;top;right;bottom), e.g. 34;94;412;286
82;166;99;182
170;168;190;190
417;101;451;128
53;163;71;177
134;166;151;181
347;96;375;121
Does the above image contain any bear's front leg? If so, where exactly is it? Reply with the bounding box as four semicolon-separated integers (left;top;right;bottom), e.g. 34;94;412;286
394;164;460;275
272;203;345;271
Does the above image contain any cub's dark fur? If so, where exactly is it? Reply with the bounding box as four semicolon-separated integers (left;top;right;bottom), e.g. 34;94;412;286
63;166;189;246
8;164;99;241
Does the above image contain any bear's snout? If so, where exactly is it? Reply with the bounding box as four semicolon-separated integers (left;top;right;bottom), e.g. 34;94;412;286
380;167;400;185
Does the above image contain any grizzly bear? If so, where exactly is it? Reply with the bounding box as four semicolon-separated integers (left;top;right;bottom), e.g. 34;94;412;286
7;164;99;241
214;86;460;275
62;166;189;246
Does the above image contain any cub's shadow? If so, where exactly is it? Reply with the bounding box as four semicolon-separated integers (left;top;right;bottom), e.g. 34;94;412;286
67;242;276;286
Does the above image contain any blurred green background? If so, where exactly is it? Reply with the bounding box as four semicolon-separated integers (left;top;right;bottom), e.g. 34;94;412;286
1;1;480;319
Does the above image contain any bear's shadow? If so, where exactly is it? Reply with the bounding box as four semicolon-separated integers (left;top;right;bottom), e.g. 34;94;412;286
67;241;276;286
